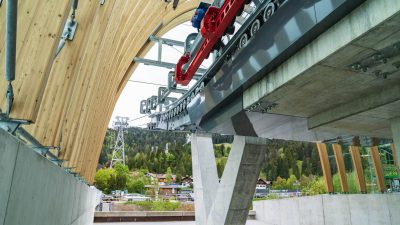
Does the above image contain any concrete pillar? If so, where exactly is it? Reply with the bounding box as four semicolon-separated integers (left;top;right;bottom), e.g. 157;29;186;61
207;136;267;225
191;133;219;225
391;117;400;170
191;133;267;225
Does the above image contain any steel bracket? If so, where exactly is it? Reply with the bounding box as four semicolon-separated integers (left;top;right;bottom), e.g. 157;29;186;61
0;116;30;134
63;19;78;41
173;0;179;9
349;41;400;79
245;100;277;113
32;146;50;155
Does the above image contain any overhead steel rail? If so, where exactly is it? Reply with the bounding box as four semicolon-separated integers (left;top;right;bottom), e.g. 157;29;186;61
141;0;366;133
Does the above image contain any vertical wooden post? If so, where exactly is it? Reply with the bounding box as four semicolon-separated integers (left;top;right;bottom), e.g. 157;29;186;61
349;146;367;193
332;144;348;193
370;146;385;193
316;143;334;193
391;143;398;168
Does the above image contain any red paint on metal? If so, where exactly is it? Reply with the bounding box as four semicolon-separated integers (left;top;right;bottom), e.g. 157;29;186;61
175;0;245;85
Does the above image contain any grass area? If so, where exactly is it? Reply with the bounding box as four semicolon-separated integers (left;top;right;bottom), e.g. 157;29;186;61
253;195;280;201
125;201;181;211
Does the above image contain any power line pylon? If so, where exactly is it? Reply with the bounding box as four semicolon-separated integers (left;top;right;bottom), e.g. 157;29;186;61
110;116;129;168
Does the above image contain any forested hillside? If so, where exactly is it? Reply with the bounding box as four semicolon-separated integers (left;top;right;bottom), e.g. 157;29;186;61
99;127;322;182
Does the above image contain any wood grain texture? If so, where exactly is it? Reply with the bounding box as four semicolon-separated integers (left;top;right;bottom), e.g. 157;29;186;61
1;0;199;182
349;146;367;193
391;143;398;168
316;143;334;193
332;144;349;193
369;146;385;193
0;0;70;120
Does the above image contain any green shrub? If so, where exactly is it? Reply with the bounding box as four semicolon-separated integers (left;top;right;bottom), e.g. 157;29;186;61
125;201;180;211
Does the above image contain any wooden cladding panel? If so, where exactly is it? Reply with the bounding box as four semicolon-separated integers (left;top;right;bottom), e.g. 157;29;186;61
391;143;398;168
0;0;70;120
316;143;334;193
369;146;385;193
1;0;199;182
349;146;367;193
25;0;100;146
332;144;349;193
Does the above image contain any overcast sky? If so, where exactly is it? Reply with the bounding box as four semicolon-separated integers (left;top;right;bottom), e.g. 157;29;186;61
109;22;201;128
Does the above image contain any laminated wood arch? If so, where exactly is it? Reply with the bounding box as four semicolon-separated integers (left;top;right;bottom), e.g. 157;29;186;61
0;0;201;182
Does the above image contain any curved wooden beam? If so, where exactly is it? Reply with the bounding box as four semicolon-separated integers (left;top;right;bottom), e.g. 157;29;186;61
0;0;200;182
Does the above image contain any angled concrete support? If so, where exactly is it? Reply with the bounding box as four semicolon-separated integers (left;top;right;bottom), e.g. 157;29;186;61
392;117;400;170
191;133;219;225
191;133;267;225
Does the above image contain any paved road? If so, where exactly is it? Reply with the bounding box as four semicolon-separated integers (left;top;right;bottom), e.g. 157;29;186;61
95;221;265;225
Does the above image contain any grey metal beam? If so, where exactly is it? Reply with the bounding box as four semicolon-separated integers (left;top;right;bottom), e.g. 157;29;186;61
133;57;208;74
15;127;62;165
134;57;176;69
4;0;18;115
5;0;17;82
149;35;185;47
172;0;179;9
308;84;400;129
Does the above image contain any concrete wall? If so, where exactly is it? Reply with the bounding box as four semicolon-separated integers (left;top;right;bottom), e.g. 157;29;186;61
253;194;400;225
0;129;100;225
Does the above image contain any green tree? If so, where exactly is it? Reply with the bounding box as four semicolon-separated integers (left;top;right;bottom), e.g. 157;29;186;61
127;171;148;194
299;175;311;190
307;177;326;195
277;156;289;178
216;157;227;178
165;167;173;185
272;176;287;190
127;179;146;194
94;168;116;194
114;163;129;190
286;174;297;190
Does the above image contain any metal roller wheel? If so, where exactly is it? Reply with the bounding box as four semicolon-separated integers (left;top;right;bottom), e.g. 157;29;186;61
250;19;261;37
238;33;248;49
237;5;245;17
263;3;275;22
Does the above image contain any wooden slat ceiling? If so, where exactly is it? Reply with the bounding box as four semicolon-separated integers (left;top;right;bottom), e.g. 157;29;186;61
0;0;199;182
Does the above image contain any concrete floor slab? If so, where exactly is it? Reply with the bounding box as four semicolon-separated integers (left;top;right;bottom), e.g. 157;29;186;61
242;0;400;140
